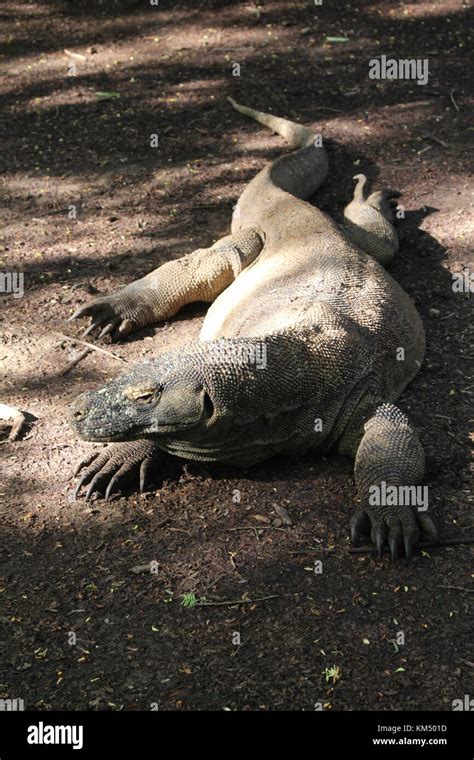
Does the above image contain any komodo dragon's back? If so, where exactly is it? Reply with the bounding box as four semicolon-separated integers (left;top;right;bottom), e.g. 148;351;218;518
70;97;437;560
201;98;425;406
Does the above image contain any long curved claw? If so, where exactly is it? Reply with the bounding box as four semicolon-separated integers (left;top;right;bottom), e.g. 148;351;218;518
371;522;387;559
82;320;104;337
104;470;122;501
404;533;414;562
69;302;101;322
400;514;420;563
139;457;154;493
418;513;439;543
350;509;371;545
104;462;137;501
98;322;119;339
73;468;96;499
85;472;106;501
388;524;403;562
74;450;100;477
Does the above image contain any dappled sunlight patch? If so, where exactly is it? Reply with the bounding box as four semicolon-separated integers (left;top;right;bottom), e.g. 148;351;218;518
366;0;469;20
2;174;92;201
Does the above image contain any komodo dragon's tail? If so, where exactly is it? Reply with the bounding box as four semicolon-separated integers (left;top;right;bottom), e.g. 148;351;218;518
227;96;315;149
227;96;328;207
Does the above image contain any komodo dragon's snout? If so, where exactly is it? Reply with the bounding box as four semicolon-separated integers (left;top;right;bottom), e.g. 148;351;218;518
71;359;213;443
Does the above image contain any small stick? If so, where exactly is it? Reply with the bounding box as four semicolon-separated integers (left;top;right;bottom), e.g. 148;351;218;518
130;564;154;575
228;526;288;532
437;585;473;593
449;88;460;112
54;332;127;362
64;49;87;61
289;537;474;557
289;548;336;556
422;133;450;149
349;537;474;554
195;595;278;608
59;347;92;376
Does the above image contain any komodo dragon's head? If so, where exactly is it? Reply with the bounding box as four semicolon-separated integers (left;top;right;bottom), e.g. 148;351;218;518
70;354;214;443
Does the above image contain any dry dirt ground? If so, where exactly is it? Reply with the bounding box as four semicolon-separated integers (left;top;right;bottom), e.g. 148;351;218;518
0;0;472;711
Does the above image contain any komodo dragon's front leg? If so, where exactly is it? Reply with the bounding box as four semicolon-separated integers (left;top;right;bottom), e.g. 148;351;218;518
70;228;263;341
346;404;438;559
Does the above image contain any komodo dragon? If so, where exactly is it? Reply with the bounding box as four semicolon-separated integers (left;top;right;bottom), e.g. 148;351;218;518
69;97;438;559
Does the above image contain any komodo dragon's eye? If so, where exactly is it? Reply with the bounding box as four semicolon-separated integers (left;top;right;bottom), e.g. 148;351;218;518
125;385;162;404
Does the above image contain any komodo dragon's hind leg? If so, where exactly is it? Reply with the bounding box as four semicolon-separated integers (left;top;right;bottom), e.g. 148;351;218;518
342;174;401;266
69;228;263;341
348;404;438;560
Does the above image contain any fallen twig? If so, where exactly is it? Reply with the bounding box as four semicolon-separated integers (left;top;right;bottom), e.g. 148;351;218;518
195;595;278;608
289;548;336;556
348;537;474;554
64;49;87;61
288;537;474;557
228;525;289;532
422;133;450;149
54;332;127;362
437;585;473;593
130;564;154;575
59;347;92;375
449;88;460;112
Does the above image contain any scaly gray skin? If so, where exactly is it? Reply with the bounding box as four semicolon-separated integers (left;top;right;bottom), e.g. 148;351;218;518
70;98;438;560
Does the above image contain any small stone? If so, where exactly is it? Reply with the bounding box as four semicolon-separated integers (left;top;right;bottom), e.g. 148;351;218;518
273;504;293;525
429;308;440;318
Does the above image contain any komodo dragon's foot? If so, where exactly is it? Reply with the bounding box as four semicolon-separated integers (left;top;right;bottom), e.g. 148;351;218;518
350;506;438;561
72;440;163;500
69;289;151;341
352;174;401;223
349;404;438;561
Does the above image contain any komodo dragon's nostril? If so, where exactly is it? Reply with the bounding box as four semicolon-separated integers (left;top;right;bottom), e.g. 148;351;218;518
74;410;84;421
